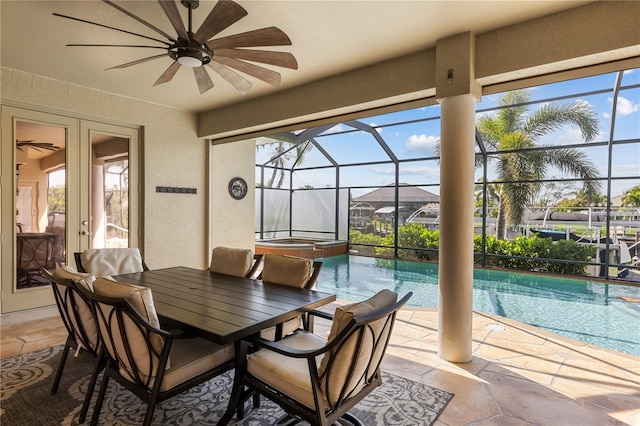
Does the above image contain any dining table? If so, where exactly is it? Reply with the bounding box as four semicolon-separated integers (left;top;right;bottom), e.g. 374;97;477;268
112;266;336;425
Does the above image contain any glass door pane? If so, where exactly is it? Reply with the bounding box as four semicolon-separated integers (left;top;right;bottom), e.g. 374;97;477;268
1;106;77;313
81;121;139;251
15;121;67;289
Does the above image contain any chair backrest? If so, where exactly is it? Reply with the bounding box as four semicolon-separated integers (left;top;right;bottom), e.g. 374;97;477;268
319;290;412;409
259;253;322;289
209;246;262;278
75;248;148;276
78;279;169;391
45;225;66;264
17;233;56;272
42;268;99;355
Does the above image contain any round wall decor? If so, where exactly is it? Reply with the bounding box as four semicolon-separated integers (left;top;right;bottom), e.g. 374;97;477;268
228;177;248;200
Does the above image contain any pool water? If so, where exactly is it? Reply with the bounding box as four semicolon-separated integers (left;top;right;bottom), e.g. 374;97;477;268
316;255;640;356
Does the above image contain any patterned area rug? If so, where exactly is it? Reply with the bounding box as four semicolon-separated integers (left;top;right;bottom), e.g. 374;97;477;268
1;346;453;425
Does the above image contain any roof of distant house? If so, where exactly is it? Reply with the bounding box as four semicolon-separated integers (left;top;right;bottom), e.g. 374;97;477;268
353;184;440;203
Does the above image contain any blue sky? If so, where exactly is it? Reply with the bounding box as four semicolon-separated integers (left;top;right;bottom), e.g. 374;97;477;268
257;68;640;201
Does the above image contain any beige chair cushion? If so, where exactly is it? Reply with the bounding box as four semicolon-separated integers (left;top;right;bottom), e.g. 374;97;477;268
92;277;167;370
92;278;160;329
54;265;95;291
319;290;397;404
262;254;312;288
209;246;254;278
248;332;327;409
158;338;234;392
80;248;144;278
259;316;303;341
53;266;98;351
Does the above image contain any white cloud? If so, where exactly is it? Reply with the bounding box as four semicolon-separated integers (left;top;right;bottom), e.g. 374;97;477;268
548;127;604;146
405;134;439;153
616;96;640;115
368;122;383;134
371;165;439;179
612;162;640;177
372;166;395;175
400;165;440;178
325;123;346;134
606;96;640;116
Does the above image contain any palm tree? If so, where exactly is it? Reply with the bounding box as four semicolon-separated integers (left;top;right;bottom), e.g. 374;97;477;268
477;90;601;239
258;138;312;188
621;185;640;207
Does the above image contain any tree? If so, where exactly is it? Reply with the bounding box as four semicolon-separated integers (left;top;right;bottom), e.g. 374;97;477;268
257;139;312;188
556;187;606;210
621;185;640;207
477;90;601;239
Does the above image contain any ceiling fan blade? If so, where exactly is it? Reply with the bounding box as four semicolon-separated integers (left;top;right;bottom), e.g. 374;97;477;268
107;54;167;70
193;0;248;44
206;27;292;49
214;49;298;69
102;0;176;42
53;13;170;46
157;0;188;40
67;44;167;49
193;67;214;94
154;61;181;86
213;56;281;87
207;61;252;95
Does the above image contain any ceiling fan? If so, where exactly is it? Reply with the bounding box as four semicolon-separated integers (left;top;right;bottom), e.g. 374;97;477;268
16;141;60;152
53;0;298;94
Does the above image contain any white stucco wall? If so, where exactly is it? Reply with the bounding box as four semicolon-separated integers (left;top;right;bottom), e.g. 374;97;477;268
1;67;209;269
210;139;256;254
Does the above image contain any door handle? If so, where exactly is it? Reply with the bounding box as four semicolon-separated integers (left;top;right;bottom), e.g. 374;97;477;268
81;230;91;236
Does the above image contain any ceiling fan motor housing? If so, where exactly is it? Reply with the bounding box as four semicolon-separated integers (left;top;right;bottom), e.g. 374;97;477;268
181;0;199;10
170;39;213;67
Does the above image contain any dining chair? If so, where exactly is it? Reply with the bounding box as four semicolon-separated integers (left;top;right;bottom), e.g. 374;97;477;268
74;247;149;277
209;246;263;279
16;232;57;287
80;277;235;426
241;289;412;426
42;267;102;423
258;254;323;340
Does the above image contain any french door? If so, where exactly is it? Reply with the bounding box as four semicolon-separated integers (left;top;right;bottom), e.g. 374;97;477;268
1;106;139;313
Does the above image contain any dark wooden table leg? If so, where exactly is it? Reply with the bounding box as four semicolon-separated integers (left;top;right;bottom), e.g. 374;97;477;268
217;339;248;426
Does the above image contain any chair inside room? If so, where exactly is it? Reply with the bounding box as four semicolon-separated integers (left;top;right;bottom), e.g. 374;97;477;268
241;289;412;426
74;247;149;277
257;254;323;340
42;267;101;423
80;278;235;426
16;232;57;288
208;246;264;279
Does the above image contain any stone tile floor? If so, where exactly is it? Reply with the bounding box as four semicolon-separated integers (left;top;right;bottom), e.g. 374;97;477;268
2;308;639;425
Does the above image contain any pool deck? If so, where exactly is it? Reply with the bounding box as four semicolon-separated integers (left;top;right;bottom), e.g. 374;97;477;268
2;307;639;425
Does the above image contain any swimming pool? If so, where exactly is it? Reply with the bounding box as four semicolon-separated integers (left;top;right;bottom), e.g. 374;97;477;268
315;255;640;356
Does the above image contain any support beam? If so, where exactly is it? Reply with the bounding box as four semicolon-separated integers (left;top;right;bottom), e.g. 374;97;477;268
436;32;478;363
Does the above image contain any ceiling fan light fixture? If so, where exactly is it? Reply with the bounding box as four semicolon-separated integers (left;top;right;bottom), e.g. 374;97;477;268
177;48;203;67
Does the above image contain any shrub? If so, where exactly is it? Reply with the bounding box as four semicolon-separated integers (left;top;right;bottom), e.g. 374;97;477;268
352;224;593;275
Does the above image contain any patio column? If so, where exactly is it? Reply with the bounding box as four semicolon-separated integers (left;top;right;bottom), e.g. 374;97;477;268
436;32;480;362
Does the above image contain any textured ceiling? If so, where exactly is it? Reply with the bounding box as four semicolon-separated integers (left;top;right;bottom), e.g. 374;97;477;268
1;1;591;113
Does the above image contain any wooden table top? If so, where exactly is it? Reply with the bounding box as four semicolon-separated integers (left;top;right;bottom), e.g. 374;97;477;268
113;266;336;344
